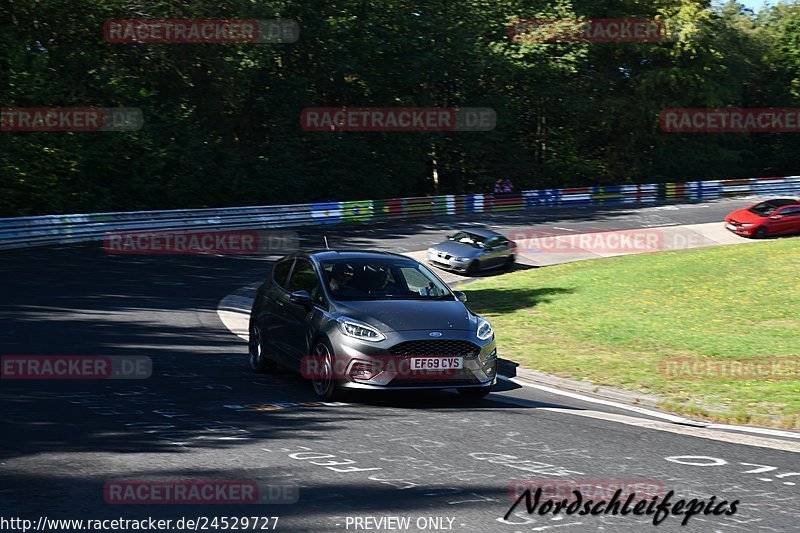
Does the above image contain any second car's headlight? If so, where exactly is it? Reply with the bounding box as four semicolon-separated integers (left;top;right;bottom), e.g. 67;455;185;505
455;257;470;261
477;317;494;340
337;317;386;342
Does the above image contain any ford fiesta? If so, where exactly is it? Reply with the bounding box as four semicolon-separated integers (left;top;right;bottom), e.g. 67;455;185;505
248;251;497;400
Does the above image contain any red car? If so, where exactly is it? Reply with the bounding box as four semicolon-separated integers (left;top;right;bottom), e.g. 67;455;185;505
725;198;800;238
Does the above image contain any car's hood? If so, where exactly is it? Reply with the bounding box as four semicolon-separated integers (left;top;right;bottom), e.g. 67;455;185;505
430;240;482;257
335;300;478;332
727;208;763;223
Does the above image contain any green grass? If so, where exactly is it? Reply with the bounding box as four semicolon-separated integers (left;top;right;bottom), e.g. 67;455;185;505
465;239;800;429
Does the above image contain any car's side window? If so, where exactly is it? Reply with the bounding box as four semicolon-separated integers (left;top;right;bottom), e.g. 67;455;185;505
273;259;293;290
486;237;500;248
287;259;321;300
777;206;800;216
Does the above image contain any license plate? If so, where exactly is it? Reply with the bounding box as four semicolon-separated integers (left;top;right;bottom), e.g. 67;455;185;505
725;223;737;231
410;357;463;370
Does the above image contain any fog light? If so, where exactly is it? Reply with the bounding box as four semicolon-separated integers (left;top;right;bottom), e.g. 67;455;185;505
349;361;375;381
482;350;497;373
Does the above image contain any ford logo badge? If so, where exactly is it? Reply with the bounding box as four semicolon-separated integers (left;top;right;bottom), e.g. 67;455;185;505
429;332;443;337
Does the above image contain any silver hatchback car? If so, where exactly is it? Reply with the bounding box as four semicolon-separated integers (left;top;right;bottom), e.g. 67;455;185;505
248;251;498;400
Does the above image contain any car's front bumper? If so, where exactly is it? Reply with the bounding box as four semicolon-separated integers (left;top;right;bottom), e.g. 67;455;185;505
328;327;497;390
340;377;496;391
426;250;471;272
725;221;757;236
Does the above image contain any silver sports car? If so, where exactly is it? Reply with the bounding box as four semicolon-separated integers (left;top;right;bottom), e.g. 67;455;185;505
426;229;516;275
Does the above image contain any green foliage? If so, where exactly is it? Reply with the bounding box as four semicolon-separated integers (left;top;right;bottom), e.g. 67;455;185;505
1;0;799;215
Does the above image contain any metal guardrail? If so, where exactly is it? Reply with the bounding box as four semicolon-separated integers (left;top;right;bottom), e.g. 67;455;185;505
1;176;798;250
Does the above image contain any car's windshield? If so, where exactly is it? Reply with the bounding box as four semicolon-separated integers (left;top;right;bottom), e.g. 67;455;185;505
448;231;486;248
321;258;453;301
748;199;797;216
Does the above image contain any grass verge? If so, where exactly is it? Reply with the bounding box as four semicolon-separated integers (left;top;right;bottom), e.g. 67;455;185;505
465;238;800;429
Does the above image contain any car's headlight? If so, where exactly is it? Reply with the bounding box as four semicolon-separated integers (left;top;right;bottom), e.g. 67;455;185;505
741;223;755;227
337;317;386;342
476;317;494;340
455;257;470;262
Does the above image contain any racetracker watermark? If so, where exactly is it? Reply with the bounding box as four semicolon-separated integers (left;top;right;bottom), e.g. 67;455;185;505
300;355;467;380
509;228;714;254
300;107;496;132
1;108;142;132
509;18;662;43
103;229;299;255
0;356;151;380
661;108;800;132
104;19;299;43
104;480;298;504
660;357;799;380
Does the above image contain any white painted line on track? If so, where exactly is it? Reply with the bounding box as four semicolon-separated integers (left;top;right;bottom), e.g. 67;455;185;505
536;408;800;453
497;376;800;443
706;424;800;439
498;375;696;424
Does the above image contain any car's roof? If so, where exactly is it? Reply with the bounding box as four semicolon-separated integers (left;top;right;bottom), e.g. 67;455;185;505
453;227;503;238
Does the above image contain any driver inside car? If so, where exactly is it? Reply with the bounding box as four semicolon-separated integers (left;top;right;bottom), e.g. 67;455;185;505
329;263;355;293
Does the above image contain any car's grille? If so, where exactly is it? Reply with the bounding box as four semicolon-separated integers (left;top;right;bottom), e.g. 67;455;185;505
437;252;452;260
388;340;480;359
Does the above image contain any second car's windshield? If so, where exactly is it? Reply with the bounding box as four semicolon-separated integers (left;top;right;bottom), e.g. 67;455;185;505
321;259;452;301
448;231;485;248
748;200;795;216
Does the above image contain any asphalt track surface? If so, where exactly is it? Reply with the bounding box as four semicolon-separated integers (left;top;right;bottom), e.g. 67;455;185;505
1;198;798;533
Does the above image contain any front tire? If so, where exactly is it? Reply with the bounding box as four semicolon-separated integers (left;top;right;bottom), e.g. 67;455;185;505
466;260;480;276
753;227;768;239
311;339;342;401
249;323;277;373
458;385;492;399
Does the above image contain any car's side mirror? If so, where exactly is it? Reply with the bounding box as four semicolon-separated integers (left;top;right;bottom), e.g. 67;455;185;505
769;214;783;220
454;291;467;303
289;290;313;308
